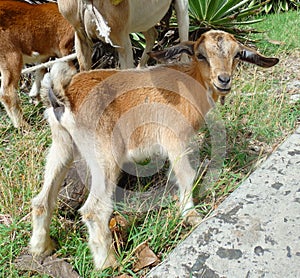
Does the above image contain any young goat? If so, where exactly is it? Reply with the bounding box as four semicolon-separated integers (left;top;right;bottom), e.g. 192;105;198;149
30;30;278;269
57;0;189;70
0;1;74;128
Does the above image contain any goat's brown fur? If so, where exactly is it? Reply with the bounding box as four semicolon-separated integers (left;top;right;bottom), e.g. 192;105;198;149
30;30;278;270
0;1;74;128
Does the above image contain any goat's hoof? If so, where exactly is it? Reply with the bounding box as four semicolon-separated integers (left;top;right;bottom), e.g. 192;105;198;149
30;238;57;258
95;250;118;270
184;209;202;226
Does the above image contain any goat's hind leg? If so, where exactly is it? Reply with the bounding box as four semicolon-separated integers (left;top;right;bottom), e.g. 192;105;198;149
29;67;47;104
30;121;74;256
80;160;119;269
139;27;158;67
0;53;28;128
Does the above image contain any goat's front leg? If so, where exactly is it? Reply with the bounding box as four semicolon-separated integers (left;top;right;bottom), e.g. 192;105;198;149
168;147;201;226
174;0;189;63
0;54;28;128
115;34;134;69
75;31;93;71
174;0;189;42
30;120;74;256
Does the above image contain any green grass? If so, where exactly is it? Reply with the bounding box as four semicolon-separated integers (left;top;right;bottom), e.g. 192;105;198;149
1;11;300;277
252;10;300;54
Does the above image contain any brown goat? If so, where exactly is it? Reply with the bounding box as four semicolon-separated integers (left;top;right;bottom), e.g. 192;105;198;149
30;30;278;269
0;1;74;128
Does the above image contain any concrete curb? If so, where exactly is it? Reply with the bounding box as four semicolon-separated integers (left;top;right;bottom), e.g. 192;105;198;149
147;126;300;278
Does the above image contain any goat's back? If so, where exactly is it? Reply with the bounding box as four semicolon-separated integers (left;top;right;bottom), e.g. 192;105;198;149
0;1;74;56
56;66;212;141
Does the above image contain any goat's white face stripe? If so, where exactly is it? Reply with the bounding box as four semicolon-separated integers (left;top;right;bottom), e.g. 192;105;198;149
194;32;240;94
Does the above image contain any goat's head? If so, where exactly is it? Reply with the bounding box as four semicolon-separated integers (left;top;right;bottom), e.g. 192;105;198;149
149;30;279;98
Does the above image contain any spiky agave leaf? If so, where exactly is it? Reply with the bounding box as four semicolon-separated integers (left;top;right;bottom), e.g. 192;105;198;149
188;0;270;38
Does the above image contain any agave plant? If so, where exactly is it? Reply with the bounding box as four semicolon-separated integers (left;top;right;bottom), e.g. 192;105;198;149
251;0;300;14
132;0;267;62
188;0;269;39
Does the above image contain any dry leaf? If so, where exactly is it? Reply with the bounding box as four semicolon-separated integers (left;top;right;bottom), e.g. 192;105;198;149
0;214;13;226
109;217;118;231
115;213;128;228
110;213;130;254
172;194;179;202
110;213;129;232
15;253;80;278
115;275;133;278
133;241;160;272
268;39;285;46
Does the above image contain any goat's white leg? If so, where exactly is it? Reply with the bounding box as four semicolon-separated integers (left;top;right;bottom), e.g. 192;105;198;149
75;31;93;71
30;120;74;256
168;148;201;225
116;34;134;69
174;0;189;42
174;0;190;62
138;27;158;67
29;68;47;104
79;160;118;269
0;54;28;128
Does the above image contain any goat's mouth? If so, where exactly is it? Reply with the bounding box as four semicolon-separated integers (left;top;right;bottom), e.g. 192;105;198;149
213;83;231;95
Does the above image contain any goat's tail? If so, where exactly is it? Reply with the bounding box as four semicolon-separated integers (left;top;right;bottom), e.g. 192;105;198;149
41;61;77;121
41;60;77;105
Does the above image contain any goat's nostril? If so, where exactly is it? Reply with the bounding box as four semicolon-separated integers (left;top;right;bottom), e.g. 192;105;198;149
218;74;231;85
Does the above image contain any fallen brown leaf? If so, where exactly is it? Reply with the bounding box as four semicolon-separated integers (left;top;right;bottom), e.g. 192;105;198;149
268;39;285;46
110;213;129;232
110;213;130;254
15;253;80;278
0;214;13;226
110;217;118;231
133;241;160;272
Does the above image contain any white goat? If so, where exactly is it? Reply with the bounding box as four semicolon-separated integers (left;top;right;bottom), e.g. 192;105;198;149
0;1;74;128
57;0;189;70
30;30;278;269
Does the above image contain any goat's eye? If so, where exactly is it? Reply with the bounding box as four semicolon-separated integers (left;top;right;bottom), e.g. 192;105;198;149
197;53;206;61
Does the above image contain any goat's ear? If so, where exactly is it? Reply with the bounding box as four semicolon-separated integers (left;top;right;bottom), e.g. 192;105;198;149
148;41;194;62
238;45;279;68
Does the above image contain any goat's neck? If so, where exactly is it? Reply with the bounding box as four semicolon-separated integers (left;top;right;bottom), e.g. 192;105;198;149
169;62;219;103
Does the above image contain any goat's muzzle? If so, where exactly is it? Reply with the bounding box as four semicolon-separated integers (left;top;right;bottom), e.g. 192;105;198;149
213;73;232;95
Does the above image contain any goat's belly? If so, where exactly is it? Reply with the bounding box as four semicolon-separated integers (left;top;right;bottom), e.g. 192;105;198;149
128;0;172;31
126;143;167;165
